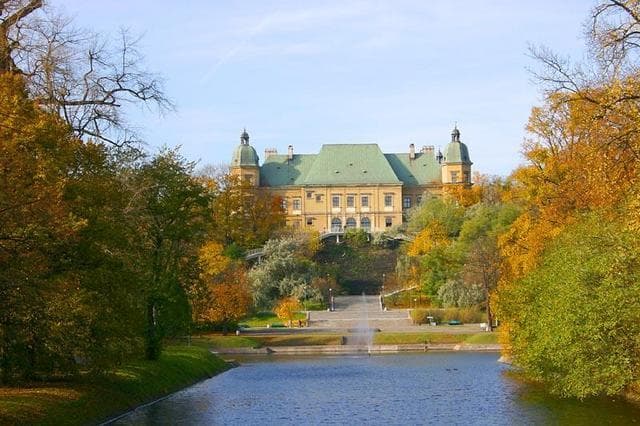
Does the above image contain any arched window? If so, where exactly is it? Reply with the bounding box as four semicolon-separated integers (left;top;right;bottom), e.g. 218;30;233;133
345;217;357;229
331;218;342;232
361;217;371;230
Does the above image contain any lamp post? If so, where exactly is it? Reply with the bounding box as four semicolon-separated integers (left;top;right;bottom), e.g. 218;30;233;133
329;288;334;312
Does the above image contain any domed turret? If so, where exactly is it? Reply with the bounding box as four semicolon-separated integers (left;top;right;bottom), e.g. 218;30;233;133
232;129;259;167
444;125;471;164
441;125;472;185
230;129;260;186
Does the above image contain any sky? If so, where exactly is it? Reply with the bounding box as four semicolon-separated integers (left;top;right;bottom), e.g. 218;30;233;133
58;0;594;176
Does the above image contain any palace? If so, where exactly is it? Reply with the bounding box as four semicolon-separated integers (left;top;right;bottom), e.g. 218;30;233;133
230;127;472;233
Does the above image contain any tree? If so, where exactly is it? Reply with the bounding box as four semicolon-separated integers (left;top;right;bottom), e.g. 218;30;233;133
1;1;172;145
249;235;322;309
0;72;83;381
497;216;640;398
198;267;251;334
275;297;302;328
132;148;209;360
207;173;284;250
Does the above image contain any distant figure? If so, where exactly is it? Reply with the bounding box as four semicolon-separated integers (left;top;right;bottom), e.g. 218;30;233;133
298;319;302;328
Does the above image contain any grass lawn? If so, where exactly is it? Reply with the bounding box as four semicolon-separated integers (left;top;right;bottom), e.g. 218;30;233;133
192;333;343;348
240;311;306;328
463;333;499;344
0;346;229;426
255;335;342;346
191;335;261;348
374;332;498;345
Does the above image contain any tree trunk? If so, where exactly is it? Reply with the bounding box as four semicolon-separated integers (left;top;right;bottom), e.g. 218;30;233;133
145;299;161;360
485;288;493;332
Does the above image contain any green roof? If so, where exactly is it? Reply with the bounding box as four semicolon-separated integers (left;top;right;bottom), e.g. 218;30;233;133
260;154;316;186
385;153;441;186
259;143;449;187
444;141;471;164
302;144;400;185
232;144;259;167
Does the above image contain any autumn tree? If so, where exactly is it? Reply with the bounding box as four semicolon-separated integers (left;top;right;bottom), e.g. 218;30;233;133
1;1;171;145
494;1;640;397
275;297;302;328
206;173;284;250
198;266;252;334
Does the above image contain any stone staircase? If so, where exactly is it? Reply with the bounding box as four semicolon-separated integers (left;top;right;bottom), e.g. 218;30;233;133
309;295;412;329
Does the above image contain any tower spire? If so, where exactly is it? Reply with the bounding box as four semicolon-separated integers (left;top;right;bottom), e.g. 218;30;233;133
240;128;250;145
451;124;460;142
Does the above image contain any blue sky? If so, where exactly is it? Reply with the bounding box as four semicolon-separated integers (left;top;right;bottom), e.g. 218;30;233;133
59;1;593;176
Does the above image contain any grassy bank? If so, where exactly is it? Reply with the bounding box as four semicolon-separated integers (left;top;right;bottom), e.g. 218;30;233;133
374;332;498;345
192;333;343;349
239;311;305;328
0;346;229;426
192;332;498;349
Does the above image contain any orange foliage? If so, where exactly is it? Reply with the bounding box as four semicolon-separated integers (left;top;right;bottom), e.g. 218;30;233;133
274;297;302;327
198;266;251;325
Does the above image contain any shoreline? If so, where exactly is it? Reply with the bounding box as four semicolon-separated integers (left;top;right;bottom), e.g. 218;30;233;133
212;343;502;356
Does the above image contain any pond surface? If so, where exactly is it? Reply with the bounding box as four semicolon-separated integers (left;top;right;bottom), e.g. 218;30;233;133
113;353;640;425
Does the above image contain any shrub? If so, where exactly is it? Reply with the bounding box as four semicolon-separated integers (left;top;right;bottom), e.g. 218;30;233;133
411;307;484;324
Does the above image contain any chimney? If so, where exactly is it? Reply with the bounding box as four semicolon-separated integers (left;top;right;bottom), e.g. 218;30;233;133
288;145;294;160
264;148;277;159
421;145;434;156
409;143;415;160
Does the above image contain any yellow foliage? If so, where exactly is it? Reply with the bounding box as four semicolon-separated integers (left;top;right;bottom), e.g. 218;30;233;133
407;222;449;257
198;241;230;279
274;297;302;327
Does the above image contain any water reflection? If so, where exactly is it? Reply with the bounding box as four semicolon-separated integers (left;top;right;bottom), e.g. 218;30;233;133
112;353;640;425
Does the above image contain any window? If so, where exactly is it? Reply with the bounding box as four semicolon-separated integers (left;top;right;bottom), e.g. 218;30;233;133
244;174;253;184
306;218;314;226
361;217;371;230
292;198;301;211
416;195;422;205
450;171;459;183
332;195;340;208
346;217;357;229
316;194;323;202
463;171;470;183
384;194;393;208
307;191;313;199
346;195;355;208
281;199;287;211
403;196;411;209
385;217;393;228
361;195;369;208
331;217;342;232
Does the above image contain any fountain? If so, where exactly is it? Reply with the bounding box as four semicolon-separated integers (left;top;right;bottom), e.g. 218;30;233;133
348;292;374;353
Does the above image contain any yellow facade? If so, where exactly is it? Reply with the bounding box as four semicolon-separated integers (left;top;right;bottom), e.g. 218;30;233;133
230;127;471;233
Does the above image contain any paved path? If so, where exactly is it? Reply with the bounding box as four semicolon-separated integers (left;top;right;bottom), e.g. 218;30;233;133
309;295;412;329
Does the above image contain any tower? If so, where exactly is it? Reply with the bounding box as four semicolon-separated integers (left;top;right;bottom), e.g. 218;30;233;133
230;129;260;186
441;125;472;185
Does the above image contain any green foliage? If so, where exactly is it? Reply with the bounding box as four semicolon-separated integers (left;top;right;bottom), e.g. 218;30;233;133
223;242;246;260
249;235;322;308
498;215;640;398
406;198;465;237
437;279;484;308
344;229;369;247
411;307;484;324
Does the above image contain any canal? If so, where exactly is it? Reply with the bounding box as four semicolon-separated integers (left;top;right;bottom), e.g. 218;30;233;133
112;352;640;425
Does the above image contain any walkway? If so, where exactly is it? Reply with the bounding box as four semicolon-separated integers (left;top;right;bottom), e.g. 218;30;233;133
308;295;412;329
